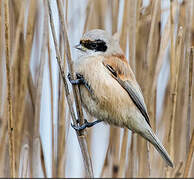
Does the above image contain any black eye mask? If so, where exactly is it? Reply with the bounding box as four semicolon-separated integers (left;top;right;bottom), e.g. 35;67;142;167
80;39;107;52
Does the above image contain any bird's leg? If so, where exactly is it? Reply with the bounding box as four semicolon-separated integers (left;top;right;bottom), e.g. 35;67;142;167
68;73;94;95
71;119;102;131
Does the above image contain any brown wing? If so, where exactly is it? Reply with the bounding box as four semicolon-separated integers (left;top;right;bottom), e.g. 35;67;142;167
103;55;151;127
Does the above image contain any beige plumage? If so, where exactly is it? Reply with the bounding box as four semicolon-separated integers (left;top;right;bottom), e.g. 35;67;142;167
70;29;173;167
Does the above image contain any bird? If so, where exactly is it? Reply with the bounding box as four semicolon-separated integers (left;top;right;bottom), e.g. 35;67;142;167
68;29;173;168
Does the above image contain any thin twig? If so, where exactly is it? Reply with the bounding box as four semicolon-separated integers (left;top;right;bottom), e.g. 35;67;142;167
56;0;85;130
47;0;93;177
46;0;76;130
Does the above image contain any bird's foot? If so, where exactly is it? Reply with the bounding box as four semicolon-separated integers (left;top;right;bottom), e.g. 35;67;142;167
71;119;102;131
68;73;85;85
68;72;94;95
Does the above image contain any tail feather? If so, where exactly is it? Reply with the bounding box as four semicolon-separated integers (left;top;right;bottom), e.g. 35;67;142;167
143;129;174;168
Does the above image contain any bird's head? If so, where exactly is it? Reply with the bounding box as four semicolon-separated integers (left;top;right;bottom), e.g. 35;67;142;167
75;29;123;57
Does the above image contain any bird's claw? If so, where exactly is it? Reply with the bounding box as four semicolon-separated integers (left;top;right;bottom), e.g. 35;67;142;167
71;119;102;131
68;72;94;96
68;73;84;85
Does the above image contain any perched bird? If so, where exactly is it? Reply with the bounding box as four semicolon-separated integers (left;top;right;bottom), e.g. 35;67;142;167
68;29;173;167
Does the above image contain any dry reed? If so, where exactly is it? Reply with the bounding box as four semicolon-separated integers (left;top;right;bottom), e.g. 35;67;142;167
47;0;93;177
4;0;15;177
0;0;193;178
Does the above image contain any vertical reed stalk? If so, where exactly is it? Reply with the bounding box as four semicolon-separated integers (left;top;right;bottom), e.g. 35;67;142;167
4;0;15;177
128;0;137;72
19;144;29;178
125;133;134;178
186;47;194;153
118;128;128;177
56;0;85;129
0;0;193;178
183;130;194;177
47;0;93;177
32;5;48;177
167;27;183;177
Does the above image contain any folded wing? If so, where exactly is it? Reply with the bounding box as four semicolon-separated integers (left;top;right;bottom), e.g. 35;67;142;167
103;55;151;127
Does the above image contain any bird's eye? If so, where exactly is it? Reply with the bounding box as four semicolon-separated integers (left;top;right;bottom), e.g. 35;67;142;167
95;39;107;52
91;43;97;49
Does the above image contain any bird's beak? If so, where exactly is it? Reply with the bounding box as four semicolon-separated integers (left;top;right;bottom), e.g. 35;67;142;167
74;44;87;52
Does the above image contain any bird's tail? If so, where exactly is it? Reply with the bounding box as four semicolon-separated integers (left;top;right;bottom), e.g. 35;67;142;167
142;129;174;168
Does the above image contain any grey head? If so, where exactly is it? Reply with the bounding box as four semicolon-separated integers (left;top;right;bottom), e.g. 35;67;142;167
75;29;123;57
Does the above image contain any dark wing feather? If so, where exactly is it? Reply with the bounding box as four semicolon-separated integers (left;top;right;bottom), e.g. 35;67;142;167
105;63;151;127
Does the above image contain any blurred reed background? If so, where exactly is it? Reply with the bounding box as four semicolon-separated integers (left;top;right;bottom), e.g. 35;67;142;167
0;0;193;178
